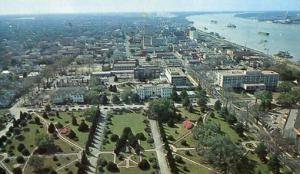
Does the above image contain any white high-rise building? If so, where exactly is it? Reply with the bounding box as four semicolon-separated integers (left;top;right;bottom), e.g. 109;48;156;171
217;70;279;91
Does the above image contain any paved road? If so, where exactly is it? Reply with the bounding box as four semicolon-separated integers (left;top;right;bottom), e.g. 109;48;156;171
149;119;171;174
0;99;28;137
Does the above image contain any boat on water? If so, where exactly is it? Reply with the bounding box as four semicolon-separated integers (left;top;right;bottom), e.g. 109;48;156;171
274;51;293;59
226;24;237;28
259;40;268;44
210;20;218;24
258;32;270;36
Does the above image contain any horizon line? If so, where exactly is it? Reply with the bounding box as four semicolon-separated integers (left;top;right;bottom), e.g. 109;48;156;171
0;9;299;16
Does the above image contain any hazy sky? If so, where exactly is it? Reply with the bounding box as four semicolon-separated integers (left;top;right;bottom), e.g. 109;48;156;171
0;0;299;15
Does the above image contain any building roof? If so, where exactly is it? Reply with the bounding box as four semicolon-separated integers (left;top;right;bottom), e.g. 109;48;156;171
218;70;278;76
166;68;186;77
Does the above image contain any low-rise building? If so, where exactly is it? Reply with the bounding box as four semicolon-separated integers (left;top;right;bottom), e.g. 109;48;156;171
217;70;279;91
51;87;87;104
135;84;173;100
112;60;138;71
134;65;161;80
165;68;187;87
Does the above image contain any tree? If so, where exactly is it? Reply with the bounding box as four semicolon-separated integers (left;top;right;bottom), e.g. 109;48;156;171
71;116;78;126
138;159;150;170
234;123;244;136
67;129;77;140
48;123;56;134
277;92;296;107
188;104;194;113
45;104;51;112
29;156;44;171
114;75;118;82
214;100;222;112
254;90;273;110
35;117;41;125
131;93;141;103
268;154;281;174
110;134;119;142
197;90;208;111
205;135;244;173
182;97;191;108
112;95;120;104
255;143;268;161
120;89;133;104
225;113;237;125
171;89;181;102
147;98;176;122
16;156;25;164
78;120;89;132
278;81;293;93
17;143;26;152
106;161;119;172
12;167;22;174
99;94;109;105
180;90;188;100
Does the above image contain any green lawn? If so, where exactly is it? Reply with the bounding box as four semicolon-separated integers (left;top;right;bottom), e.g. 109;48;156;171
177;107;202;122
209;113;241;144
100;151;158;174
102;110;153;151
3;119;45;157
176;157;212;174
48;111;92;148
24;154;78;174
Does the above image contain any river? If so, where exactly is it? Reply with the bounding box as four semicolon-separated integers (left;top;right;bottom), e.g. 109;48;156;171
187;13;300;60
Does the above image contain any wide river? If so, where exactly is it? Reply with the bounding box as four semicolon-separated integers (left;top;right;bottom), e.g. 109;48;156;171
187;13;300;60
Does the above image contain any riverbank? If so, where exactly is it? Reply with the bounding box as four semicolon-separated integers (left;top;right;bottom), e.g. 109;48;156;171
187;13;300;60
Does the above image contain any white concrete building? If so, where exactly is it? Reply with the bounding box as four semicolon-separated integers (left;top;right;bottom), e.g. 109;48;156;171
135;84;173;100
217;70;279;90
165;68;187;87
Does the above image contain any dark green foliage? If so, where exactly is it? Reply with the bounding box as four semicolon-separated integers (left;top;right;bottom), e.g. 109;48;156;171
78;120;89;132
138;159;150;170
106;161;119;172
147;98;176;122
110;134;119;142
255;143;268;161
268;154;281;174
16;156;25;164
214;100;222;111
48;123;56;134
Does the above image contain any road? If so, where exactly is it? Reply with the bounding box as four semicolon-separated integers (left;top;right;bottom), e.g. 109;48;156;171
0;99;28;137
149;119;171;174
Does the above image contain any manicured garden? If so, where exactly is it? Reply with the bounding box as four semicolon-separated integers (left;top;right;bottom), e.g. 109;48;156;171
0;109;93;174
98;109;159;174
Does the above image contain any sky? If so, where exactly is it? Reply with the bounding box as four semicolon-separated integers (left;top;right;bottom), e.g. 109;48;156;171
0;0;299;15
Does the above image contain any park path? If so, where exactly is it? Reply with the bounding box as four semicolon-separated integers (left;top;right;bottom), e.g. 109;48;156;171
173;152;216;172
0;153;12;174
149;119;172;174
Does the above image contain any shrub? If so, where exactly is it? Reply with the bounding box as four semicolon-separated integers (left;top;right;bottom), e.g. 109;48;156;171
12;167;22;174
16;156;25;164
106;161;119;172
22;149;30;156
17;143;26;152
181;140;188;146
147;138;154;144
167;135;175;141
138;159;150;170
110;134;119;142
136;133;146;141
175;156;184;164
